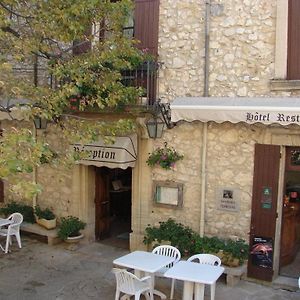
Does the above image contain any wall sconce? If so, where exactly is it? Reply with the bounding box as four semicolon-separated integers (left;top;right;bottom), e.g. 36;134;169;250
33;117;48;129
145;102;174;139
146;117;165;139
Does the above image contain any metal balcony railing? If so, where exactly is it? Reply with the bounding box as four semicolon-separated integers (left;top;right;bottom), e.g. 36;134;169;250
121;60;160;107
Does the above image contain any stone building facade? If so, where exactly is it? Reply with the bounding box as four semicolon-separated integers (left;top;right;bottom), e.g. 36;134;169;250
1;0;300;283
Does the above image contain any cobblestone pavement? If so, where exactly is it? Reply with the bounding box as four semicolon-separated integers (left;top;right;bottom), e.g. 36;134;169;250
0;236;299;300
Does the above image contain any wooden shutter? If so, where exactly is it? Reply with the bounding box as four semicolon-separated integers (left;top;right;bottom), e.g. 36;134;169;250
287;0;300;79
134;0;160;56
247;144;280;281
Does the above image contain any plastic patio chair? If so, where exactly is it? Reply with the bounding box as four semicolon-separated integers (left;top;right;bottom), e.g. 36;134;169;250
187;254;221;300
152;245;181;299
0;212;23;253
112;268;154;300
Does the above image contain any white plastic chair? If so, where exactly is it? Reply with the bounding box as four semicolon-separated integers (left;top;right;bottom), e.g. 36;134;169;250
187;254;221;300
112;268;154;300
152;245;181;299
0;212;23;253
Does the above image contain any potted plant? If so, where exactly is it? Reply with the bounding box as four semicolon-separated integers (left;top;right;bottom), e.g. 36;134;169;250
57;216;86;242
146;142;184;170
34;205;56;230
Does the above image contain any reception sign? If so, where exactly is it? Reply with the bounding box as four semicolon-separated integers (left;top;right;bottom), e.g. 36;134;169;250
73;135;137;169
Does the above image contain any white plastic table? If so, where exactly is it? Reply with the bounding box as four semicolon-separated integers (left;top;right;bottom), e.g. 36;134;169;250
0;218;12;252
164;260;224;300
113;250;176;299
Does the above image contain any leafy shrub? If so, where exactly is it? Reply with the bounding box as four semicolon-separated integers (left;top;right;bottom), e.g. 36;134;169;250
34;205;55;220
57;216;86;240
0;201;35;223
143;218;249;266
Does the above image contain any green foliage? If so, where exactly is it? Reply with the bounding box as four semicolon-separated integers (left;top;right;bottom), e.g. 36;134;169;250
0;0;148;199
57;216;86;240
143;219;249;266
146;143;184;170
0;201;35;223
34;205;55;220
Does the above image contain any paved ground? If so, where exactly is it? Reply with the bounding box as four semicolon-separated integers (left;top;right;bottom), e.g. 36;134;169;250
0;235;300;300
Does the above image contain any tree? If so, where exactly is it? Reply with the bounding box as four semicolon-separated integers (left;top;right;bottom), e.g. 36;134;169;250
0;0;145;199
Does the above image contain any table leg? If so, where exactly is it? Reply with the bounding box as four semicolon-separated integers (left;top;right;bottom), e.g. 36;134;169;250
182;281;194;300
194;283;205;300
145;272;167;300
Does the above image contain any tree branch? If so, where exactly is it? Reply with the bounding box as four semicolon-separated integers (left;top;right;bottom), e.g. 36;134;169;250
0;2;33;19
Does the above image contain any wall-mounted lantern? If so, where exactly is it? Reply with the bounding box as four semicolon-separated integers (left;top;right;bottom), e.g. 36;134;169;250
145;102;174;139
146;117;165;139
33;117;48;130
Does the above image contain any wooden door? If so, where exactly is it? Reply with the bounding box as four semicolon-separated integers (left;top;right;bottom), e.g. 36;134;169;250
247;144;281;281
95;168;111;240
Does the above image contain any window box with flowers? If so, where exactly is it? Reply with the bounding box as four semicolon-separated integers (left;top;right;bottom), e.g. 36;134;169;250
146;142;184;170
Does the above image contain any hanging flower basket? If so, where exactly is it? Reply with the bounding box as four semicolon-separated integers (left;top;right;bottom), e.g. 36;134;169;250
146;142;184;170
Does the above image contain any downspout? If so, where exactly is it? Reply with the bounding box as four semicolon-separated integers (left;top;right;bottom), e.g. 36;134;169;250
199;0;210;237
32;125;37;208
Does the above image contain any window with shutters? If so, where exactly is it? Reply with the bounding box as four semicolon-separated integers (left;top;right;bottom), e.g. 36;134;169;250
271;0;300;90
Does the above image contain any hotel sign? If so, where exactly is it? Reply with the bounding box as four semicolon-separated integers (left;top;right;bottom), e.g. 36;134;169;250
246;112;300;125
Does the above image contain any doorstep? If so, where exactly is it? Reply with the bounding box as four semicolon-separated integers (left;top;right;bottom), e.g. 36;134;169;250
21;222;60;245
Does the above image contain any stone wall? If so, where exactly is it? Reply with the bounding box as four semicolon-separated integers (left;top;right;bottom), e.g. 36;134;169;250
140;0;300;244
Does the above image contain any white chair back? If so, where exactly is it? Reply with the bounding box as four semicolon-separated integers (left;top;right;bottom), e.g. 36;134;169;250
112;268;152;300
152;245;181;269
8;212;23;227
112;268;137;295
187;253;221;266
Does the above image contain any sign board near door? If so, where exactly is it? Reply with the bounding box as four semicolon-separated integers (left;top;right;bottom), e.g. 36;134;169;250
73;134;137;169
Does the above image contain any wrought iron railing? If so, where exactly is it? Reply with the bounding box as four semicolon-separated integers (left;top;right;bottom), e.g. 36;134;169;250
121;60;160;106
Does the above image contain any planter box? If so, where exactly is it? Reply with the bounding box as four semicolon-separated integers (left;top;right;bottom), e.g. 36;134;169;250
36;218;57;230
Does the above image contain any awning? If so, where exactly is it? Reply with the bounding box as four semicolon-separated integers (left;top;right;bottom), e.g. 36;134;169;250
171;97;300;126
73;134;137;169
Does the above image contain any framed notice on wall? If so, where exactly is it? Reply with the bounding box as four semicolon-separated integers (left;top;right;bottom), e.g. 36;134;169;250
216;187;240;212
153;181;183;208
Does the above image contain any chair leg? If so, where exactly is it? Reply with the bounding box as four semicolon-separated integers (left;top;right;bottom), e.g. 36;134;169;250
211;283;216;300
170;278;175;299
134;292;141;300
115;289;120;300
15;233;22;248
5;236;10;254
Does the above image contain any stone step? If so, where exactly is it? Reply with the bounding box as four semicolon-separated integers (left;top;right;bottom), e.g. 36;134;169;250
21;222;61;245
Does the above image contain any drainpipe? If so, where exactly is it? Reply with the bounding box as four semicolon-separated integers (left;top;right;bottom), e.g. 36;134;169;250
32;125;37;208
199;0;210;237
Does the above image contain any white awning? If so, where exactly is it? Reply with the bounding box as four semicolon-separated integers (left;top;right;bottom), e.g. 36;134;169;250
73;134;137;169
171;97;300;126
